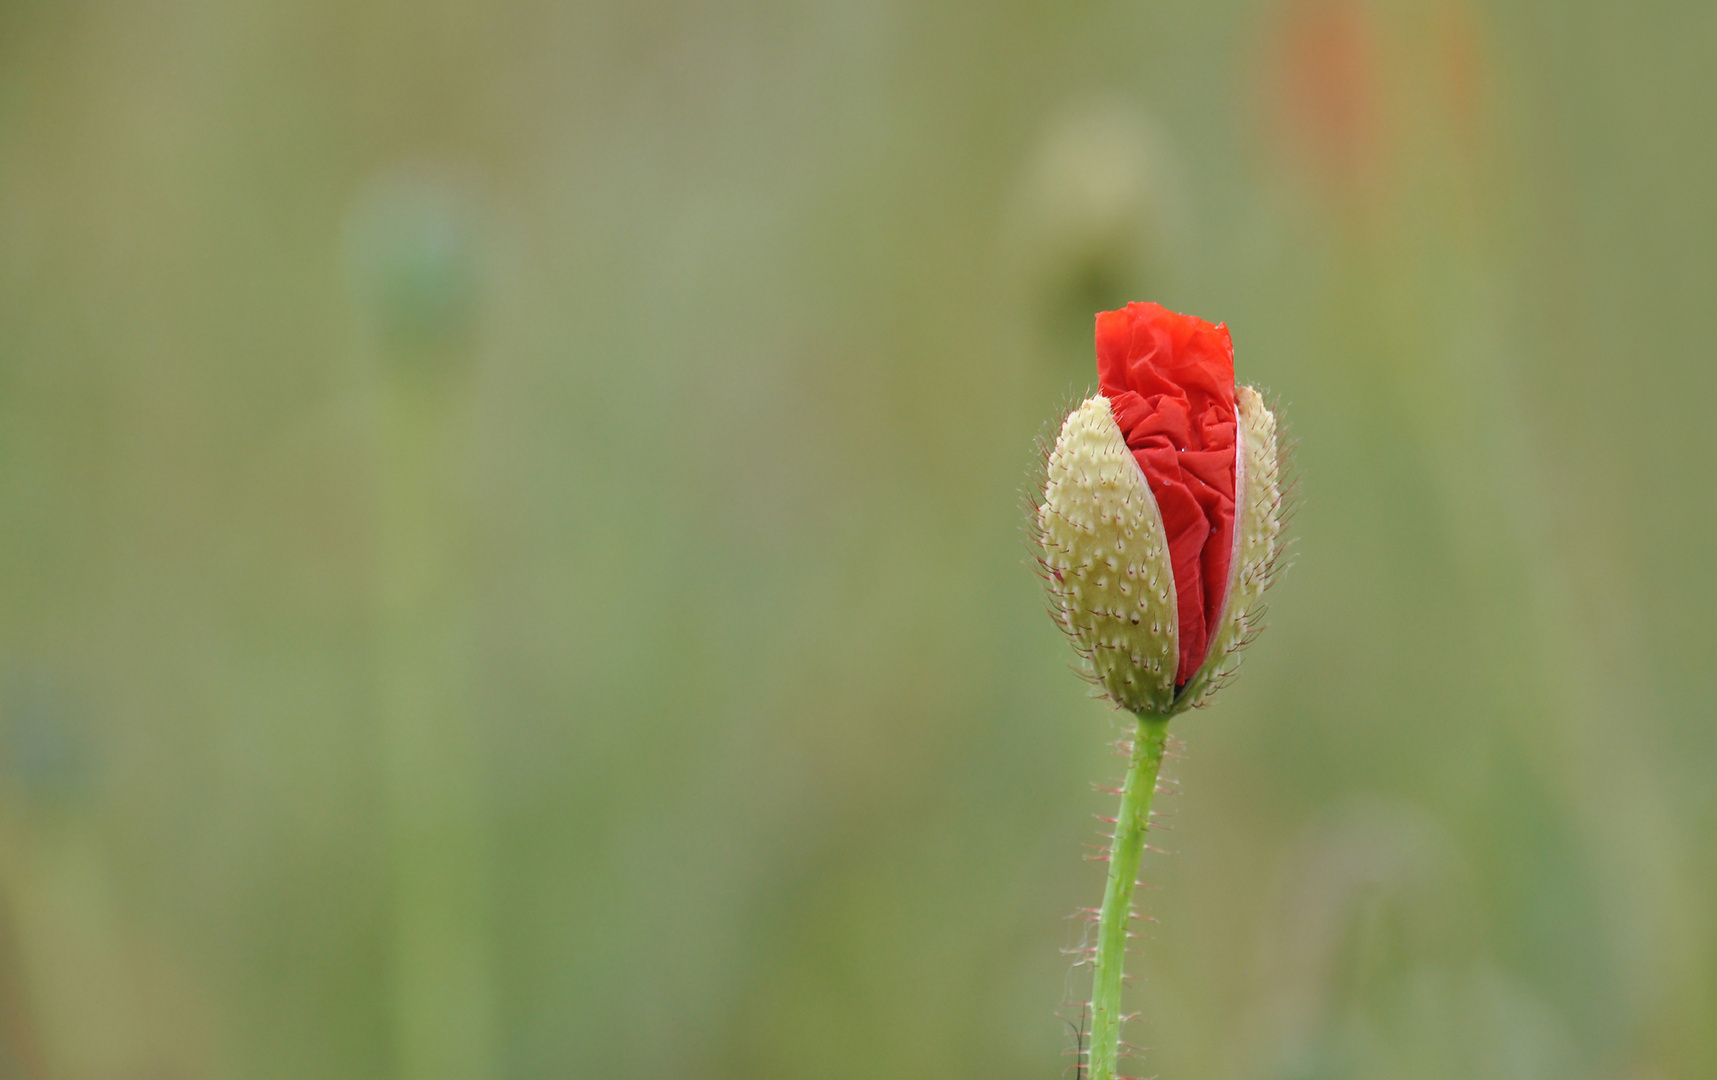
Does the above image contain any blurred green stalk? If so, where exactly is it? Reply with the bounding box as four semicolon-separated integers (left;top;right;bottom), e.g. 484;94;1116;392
1088;714;1168;1080
373;373;496;1080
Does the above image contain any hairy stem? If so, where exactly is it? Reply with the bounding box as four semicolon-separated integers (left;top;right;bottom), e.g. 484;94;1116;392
1089;713;1170;1080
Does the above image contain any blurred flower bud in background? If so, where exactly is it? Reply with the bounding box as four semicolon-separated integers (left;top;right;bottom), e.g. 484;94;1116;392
1005;101;1188;367
342;168;484;373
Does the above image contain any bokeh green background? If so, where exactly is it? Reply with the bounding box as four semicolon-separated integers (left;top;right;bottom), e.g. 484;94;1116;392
1;1;1713;1078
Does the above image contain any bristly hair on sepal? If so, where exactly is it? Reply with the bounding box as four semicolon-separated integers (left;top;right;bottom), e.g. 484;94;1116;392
1030;383;1292;719
1184;389;1298;710
1166;383;1292;714
1025;387;1109;695
1034;396;1181;715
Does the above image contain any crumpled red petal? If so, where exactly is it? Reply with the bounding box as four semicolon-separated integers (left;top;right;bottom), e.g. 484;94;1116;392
1096;302;1238;686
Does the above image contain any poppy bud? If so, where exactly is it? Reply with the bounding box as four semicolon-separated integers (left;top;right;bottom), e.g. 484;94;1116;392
1038;303;1282;716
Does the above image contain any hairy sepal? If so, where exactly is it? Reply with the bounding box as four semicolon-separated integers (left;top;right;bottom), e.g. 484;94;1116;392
1173;384;1282;712
1038;396;1179;715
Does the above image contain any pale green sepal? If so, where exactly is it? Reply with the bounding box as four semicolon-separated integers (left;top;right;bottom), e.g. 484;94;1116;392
1039;396;1179;715
1171;384;1282;713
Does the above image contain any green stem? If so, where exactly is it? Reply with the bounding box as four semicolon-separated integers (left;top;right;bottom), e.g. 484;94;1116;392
374;380;496;1080
1089;713;1170;1080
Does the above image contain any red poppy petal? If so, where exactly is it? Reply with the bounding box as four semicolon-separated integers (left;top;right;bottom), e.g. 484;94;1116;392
1096;303;1238;685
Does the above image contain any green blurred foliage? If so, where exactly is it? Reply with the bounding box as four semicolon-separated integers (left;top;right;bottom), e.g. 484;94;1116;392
0;1;1713;1078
